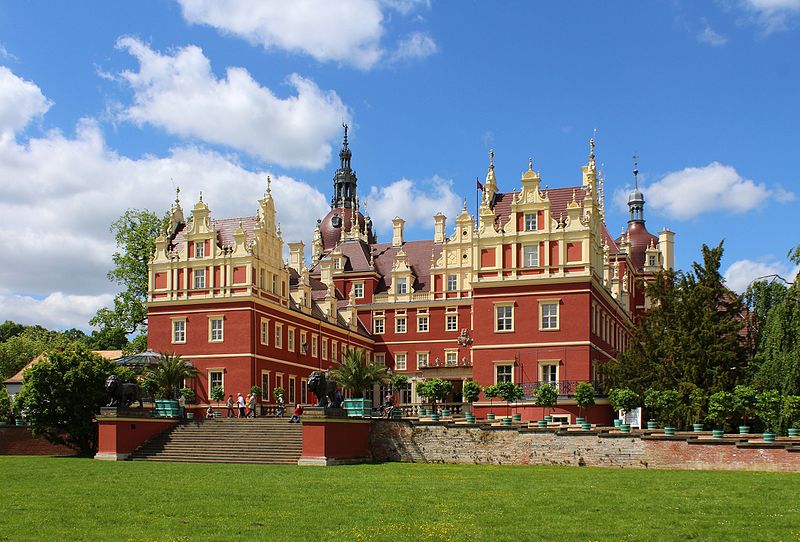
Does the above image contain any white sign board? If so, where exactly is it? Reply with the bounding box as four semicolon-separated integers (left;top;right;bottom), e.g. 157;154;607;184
622;407;642;429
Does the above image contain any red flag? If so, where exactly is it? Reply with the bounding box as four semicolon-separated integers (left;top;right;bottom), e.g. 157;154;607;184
476;178;484;191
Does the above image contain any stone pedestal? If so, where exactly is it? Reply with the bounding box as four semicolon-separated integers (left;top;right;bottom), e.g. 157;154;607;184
298;413;372;466
303;406;347;418
95;410;176;461
99;407;152;418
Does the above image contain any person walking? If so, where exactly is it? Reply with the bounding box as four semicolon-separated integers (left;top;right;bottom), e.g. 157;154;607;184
276;394;285;417
289;403;304;423
237;393;246;418
248;392;257;418
226;395;235;418
178;393;186;419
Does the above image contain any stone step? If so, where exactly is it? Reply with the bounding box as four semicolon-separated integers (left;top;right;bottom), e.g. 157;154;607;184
130;457;298;464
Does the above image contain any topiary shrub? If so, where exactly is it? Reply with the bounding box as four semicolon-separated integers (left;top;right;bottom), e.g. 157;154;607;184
179;387;196;404
574;382;595;420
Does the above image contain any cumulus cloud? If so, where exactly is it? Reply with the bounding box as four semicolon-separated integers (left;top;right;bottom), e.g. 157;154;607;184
0;66;329;329
0;66;52;136
614;162;792;220
697;24;728;46
176;0;435;69
391;32;438;62
115;37;350;169
738;0;800;33
724;258;800;292
366;176;461;239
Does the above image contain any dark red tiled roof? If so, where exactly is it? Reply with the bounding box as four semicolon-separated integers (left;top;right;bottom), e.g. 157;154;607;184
172;215;259;251
492;187;586;232
371;240;441;294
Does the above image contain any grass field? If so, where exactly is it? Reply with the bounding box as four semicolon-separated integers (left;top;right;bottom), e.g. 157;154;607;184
1;457;799;542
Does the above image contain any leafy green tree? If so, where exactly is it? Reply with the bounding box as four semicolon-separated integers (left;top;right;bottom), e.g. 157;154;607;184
534;383;558;418
609;388;639;415
90;209;166;340
179;387;196;404
14;343;121;455
732;385;757;427
416;378;453;413
708;391;733;430
603;242;746;395
495;381;523;416
0;326;67;381
211;385;225;408
143;353;199;400
574;381;595;420
0;320;25;342
0;386;11;422
483;384;498;413
688;387;707;426
783;395;800;430
462;380;482;414
329;348;389;398
124;335;149;355
755;390;782;434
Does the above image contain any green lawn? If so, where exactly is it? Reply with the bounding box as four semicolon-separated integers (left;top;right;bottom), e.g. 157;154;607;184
1;457;799;542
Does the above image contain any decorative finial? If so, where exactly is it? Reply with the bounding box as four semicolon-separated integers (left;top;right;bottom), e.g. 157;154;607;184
572;189;577;203
528;157;533;171
277;222;282;236
463;198;467;211
342;123;349;144
266;175;272;194
199;190;203;202
363;197;368;214
238;219;243;230
175;186;180;204
589;137;595;164
632;153;639;189
489;149;494;168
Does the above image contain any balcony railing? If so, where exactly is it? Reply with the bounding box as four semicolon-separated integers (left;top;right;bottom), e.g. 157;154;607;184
521;380;605;399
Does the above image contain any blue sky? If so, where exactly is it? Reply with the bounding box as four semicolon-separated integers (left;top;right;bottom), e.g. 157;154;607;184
0;0;798;329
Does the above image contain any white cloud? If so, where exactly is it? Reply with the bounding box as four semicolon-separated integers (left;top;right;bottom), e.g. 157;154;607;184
115;37;350;170
0;67;329;330
697;24;729;46
724;258;800;292
391;32;437;62
366;176;462;239
176;0;436;69
738;0;800;33
614;162;792;220
0;290;114;330
0;66;52;136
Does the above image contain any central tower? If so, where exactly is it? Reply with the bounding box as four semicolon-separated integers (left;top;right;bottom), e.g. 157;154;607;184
331;124;358;209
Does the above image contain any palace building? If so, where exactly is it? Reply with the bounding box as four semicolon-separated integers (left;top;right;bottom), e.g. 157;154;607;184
147;127;674;422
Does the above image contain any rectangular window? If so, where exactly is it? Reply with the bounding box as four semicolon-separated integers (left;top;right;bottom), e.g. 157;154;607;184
396;317;407;333
375;353;385;367
353;282;364;298
396;277;408;295
287;327;295;352
276;373;284;393
417;315;429;332
311;335;318;357
525;212;537;231
209;317;223;342
260;318;269;345
194;268;206;289
395;353;407;371
648;255;657;267
541;364;558;384
271;274;277;294
401;384;412;404
333;258;341;270
373;318;385;334
301;379;308;404
332;341;338;362
445;350;458;367
275;323;283;349
322;338;328;360
496;364;513;383
417;352;428;368
541;302;559;330
261;372;270;402
209;370;223;395
495;304;514;332
172;319;186;344
446;314;458;332
288;376;296;404
194;241;204;258
523;245;539;267
300;330;307;354
447;274;457;291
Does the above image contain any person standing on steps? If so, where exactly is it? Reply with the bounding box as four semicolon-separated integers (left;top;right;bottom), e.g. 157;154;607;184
178;393;186;419
226;395;235;418
248;392;257;418
276;394;285;417
289;403;304;423
237;393;246;418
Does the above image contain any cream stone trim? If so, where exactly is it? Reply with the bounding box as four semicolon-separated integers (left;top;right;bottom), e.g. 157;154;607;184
171;318;187;344
538;298;561;332
492;360;515;383
472;340;589;350
259;317;270;346
381;338;463;345
207;368;225;397
208;316;224;342
538;359;560;383
493;302;514;333
395;352;407;371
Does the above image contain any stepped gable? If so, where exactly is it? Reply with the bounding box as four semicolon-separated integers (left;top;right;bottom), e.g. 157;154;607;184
371;239;441;294
171;215;259;251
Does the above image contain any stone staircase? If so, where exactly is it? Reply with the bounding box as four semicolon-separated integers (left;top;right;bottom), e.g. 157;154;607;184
129;417;302;464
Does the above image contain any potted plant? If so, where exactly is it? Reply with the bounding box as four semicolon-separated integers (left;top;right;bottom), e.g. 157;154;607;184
689;388;706;432
733;385;757;435
483;384;498;420
179;387;196;419
755;389;782;443
574;381;595;428
144;353;198;417
0;387;11;427
462;380;482;424
643;388;661;430
417;378;453;421
391;374;408;419
707;391;732;438
657;390;680;436
210;385;225;417
609;388;639;432
534;383;558;428
330;348;389;417
496;381;524;424
784;395;800;437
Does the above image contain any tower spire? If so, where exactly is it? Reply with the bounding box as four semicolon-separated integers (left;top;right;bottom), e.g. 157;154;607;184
627;153;645;223
331;123;358;209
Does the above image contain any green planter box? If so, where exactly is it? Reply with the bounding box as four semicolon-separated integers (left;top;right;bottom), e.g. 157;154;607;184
788;428;799;437
502;417;512;426
580;422;592;430
647;420;659;430
486;413;495;420
712;429;724;439
544;415;553;422
738;426;750;435
392;409;402;420
430;413;440;422
441;409;451;417
693;423;704;432
763;432;776;443
154;399;180;418
15;419;26;426
613;419;622;427
465;414;475;424
537;420;547;428
512;413;522;423
664;426;676;436
620;424;631;433
343;398;372;417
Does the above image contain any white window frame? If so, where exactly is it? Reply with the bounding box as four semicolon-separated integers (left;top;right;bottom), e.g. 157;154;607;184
353;282;364;299
301;378;308;404
374;317;385;334
288;376;296;404
495;363;514;384
209;316;224;342
523;245;539;268
396;316;407;333
275;323;283;349
311;334;318;357
261;371;271;402
525;212;537;231
495;303;514;332
194;241;205;258
539;300;560;331
209;369;224;396
445;350;458;367
260;318;269;345
332;340;338;362
171;318;186;344
300;330;307;355
395;352;407;371
288;327;296;352
417;315;429;333
417;351;429;368
375;353;386;367
540;362;559;385
322;338;328;360
447;274;457;291
194;268;206;289
333;258;341;270
396;277;408;295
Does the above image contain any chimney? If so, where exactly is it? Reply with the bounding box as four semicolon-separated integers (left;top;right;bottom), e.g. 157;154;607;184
433;213;446;244
392;217;405;247
288;241;305;273
659;228;675;271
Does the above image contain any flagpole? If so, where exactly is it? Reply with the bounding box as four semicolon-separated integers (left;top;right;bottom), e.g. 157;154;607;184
475;176;479;229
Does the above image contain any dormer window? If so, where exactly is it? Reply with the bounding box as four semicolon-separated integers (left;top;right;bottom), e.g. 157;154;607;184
353;282;364;298
648;255;657;267
396;277;408;295
194;241;204;258
333;258;341;270
525;213;537;231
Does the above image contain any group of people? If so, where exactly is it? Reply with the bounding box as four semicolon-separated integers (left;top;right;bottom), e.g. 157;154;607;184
217;392;258;418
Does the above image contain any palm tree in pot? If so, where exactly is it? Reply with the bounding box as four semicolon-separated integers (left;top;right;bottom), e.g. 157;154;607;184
144;353;199;417
329;348;389;416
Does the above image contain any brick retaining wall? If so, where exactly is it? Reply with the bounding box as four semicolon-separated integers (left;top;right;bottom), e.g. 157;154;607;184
0;426;75;456
369;421;800;472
